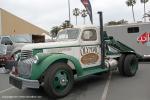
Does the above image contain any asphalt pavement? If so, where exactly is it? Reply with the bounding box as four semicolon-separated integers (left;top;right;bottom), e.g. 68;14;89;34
0;63;150;100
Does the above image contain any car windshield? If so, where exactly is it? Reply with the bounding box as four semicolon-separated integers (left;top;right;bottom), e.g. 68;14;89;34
56;28;80;41
11;35;32;43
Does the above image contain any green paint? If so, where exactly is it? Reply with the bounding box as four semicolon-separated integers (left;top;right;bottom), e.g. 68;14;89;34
53;70;69;92
31;53;83;80
130;60;138;74
33;49;43;55
79;66;109;77
105;39;135;53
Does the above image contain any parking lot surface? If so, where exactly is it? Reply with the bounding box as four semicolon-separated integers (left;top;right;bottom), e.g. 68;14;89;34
0;63;150;100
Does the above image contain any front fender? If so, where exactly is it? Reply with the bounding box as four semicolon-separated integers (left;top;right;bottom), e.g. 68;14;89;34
31;53;82;80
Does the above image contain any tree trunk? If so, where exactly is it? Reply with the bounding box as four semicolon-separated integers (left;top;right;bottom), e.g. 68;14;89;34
76;16;77;25
83;17;86;24
132;6;136;22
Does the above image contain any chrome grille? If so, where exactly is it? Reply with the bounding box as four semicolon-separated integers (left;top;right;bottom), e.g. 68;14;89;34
21;50;33;60
18;60;32;79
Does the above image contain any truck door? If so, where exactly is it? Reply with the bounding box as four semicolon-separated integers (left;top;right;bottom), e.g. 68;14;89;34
80;28;101;68
1;37;14;55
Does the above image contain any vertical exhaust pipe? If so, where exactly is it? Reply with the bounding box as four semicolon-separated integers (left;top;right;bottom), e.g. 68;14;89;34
98;11;105;68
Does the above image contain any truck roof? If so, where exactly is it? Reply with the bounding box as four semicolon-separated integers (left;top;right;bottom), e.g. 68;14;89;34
74;25;99;29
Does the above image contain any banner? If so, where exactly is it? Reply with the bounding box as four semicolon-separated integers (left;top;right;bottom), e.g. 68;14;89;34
81;0;93;24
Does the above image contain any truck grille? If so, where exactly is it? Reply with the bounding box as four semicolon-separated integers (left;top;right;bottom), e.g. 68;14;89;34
18;60;32;79
21;50;33;60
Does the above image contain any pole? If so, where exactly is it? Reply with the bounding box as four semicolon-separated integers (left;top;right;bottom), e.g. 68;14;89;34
144;1;146;22
84;17;85;24
76;16;77;25
68;0;71;23
98;11;105;68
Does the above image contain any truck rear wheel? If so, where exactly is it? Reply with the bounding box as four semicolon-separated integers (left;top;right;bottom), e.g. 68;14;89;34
44;62;74;98
118;54;126;75
123;54;138;77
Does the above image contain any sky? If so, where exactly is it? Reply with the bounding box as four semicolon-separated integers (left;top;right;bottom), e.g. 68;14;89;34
0;0;150;31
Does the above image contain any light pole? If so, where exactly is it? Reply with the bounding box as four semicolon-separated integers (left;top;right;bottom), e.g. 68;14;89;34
68;0;71;23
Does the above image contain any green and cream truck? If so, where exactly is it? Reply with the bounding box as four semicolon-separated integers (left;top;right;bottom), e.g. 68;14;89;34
9;12;146;98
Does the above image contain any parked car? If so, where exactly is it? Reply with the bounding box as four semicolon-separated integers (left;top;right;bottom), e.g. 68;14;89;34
0;34;45;69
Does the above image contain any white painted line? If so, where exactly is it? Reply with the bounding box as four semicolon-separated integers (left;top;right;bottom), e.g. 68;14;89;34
101;72;112;100
0;87;15;94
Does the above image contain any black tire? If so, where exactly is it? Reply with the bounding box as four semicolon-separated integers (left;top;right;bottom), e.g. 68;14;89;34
44;62;74;98
124;54;138;77
118;54;126;75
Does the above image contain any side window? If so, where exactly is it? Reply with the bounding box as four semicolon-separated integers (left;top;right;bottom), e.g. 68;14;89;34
82;29;97;41
1;37;13;45
127;27;139;33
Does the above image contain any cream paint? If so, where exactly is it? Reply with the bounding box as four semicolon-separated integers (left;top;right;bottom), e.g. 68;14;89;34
21;26;102;69
22;40;79;50
42;45;101;69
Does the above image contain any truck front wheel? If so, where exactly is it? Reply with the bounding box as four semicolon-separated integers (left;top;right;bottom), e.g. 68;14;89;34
44;62;74;98
123;54;138;77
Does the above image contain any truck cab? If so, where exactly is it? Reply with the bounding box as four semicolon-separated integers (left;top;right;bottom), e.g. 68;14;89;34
9;25;139;98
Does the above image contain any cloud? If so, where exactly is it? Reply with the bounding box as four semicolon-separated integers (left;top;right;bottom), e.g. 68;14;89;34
0;0;150;31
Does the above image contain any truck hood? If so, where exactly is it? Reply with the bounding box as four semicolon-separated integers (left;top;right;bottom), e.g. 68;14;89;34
21;41;79;50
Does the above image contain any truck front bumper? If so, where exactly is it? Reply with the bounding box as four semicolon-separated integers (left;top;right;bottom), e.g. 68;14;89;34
9;73;40;89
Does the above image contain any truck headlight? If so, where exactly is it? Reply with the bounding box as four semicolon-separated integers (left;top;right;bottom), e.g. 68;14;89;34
32;55;39;64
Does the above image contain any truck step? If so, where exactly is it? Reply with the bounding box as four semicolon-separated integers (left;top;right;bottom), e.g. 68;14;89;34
80;66;108;77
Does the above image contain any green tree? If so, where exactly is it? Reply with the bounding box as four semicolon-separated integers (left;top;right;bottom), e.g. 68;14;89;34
50;21;73;39
81;9;88;24
106;19;128;26
73;8;80;25
126;0;136;22
50;26;61;39
61;20;73;29
141;0;149;22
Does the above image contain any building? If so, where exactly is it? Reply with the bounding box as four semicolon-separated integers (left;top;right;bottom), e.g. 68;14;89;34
0;8;48;35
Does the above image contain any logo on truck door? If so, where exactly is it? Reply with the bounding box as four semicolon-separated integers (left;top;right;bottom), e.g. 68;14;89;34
80;46;100;65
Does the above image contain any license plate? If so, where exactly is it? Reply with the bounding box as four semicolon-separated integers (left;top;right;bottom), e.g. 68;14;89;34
9;76;22;89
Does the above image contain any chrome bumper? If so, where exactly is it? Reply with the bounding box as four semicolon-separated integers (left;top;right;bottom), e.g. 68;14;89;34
9;73;40;89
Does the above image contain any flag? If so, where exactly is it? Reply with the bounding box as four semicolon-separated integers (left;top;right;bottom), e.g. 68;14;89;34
81;0;93;24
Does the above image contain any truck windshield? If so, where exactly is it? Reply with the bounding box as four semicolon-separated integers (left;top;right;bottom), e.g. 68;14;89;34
56;28;80;41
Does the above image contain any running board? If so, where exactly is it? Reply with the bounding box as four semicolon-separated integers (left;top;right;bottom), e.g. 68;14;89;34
79;66;108;77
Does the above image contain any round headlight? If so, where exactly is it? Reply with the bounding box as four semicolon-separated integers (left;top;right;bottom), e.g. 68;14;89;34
32;55;39;64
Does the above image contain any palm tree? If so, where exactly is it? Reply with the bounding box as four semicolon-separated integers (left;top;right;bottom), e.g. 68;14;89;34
126;0;136;22
143;11;150;21
140;0;149;22
81;9;88;24
73;8;80;25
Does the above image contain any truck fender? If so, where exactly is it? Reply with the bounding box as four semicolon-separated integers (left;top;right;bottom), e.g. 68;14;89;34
31;53;83;80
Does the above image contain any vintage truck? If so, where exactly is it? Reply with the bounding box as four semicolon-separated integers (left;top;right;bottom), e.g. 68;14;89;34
9;12;146;98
